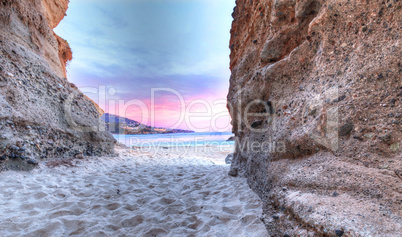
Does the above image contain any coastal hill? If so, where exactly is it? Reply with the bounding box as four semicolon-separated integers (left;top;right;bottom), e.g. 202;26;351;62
0;0;115;170
228;0;401;235
101;113;194;135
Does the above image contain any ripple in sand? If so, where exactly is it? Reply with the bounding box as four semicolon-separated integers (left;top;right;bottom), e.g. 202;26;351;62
0;147;268;237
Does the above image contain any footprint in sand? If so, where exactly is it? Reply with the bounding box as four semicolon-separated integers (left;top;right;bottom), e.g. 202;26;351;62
159;197;176;205
187;219;204;230
106;203;121;211
0;147;268;237
144;228;168;237
121;215;144;228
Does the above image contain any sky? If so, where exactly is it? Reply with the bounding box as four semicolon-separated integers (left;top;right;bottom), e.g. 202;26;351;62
55;0;236;132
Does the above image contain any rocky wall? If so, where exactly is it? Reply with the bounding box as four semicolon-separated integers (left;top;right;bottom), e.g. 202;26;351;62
228;0;401;235
0;0;116;171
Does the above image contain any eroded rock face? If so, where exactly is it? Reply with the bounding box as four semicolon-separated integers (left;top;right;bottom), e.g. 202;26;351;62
228;0;401;235
0;0;116;171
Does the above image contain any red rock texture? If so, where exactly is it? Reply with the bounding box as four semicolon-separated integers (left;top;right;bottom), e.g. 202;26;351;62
0;0;115;171
228;0;401;235
55;34;72;78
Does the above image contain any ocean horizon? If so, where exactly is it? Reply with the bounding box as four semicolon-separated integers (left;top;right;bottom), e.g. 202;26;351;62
114;132;235;147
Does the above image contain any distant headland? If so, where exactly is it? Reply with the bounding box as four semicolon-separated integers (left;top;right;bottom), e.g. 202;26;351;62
101;113;194;135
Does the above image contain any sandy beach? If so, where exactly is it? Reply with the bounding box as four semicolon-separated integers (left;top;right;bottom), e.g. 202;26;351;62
0;145;268;237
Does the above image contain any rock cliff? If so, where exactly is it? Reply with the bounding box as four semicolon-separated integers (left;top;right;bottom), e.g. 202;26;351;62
0;0;116;171
228;0;401;235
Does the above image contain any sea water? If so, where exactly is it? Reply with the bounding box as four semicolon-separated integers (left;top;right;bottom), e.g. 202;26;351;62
114;132;235;147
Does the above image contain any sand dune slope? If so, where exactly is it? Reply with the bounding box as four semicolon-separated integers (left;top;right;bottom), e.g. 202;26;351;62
0;147;267;237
